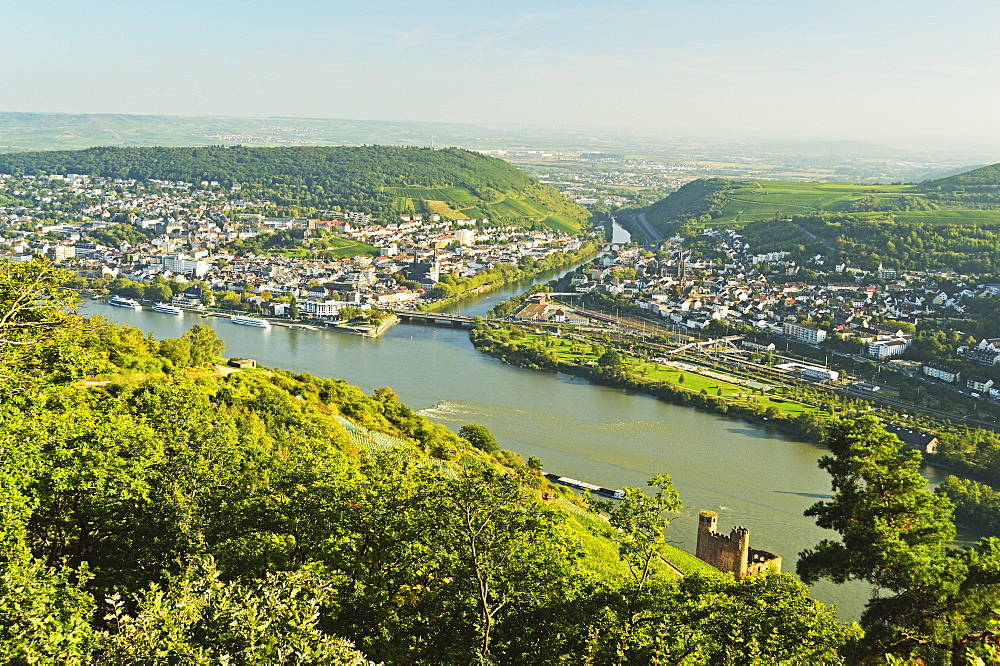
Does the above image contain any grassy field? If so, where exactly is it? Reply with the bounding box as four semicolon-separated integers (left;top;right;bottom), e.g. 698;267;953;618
523;333;818;419
712;181;913;223
262;236;377;258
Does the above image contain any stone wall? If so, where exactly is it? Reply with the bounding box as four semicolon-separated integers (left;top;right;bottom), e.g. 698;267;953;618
695;510;781;579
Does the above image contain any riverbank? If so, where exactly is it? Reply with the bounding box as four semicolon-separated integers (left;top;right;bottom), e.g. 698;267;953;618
417;241;598;313
470;323;831;445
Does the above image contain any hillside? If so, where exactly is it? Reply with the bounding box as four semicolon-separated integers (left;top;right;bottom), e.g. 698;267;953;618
641;161;1000;234
0;259;859;664
920;162;1000;207
0;144;590;232
638;178;943;232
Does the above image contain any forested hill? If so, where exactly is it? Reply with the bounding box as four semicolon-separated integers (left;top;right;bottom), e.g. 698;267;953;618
635;161;1000;238
0;145;590;232
919;162;1000;207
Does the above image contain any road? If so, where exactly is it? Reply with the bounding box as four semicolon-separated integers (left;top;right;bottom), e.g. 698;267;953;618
628;211;665;244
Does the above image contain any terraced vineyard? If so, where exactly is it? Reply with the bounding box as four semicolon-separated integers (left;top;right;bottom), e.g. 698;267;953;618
714;182;912;223
641;176;1000;231
385;185;587;232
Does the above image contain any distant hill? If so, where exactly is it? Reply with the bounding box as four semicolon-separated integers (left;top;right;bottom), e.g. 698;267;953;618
919;162;1000;207
0;112;527;152
636;178;937;233
630;162;1000;275
0;145;590;231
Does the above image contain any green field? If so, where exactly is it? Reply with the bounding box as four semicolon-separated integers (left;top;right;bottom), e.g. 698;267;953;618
385;185;585;232
714;181;912;223
521;333;818;419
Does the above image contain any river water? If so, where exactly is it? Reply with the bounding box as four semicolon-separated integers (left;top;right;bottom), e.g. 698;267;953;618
78;227;942;620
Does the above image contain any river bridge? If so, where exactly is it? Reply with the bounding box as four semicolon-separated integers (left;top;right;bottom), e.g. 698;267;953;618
389;310;479;327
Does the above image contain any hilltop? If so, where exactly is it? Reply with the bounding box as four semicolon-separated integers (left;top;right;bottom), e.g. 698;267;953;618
0;144;591;232
637;161;1000;234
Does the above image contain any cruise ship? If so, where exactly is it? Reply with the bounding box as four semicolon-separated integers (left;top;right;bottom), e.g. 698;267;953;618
108;296;141;310
152;303;183;315
231;315;271;328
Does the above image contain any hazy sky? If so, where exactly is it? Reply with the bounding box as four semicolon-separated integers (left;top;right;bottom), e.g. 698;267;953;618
5;0;1000;140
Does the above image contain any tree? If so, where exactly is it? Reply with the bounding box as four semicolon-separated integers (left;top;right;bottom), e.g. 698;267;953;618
598;349;623;368
289;292;298;320
593;474;681;599
187;325;225;367
0;258;79;388
98;557;374;664
438;461;578;662
799;416;1000;663
458;423;500;454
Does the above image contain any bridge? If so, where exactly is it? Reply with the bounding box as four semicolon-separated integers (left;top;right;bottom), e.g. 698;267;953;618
389;310;479;327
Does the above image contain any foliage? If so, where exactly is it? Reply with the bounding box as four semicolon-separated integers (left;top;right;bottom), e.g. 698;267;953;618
0;145;590;230
937;475;1000;535
86;223;156;248
0;257;82;389
459;423;500;454
800;416;1000;664
97;558;373;665
0;258;862;663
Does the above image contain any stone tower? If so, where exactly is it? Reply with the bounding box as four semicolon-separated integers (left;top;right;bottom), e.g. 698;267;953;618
695;510;780;580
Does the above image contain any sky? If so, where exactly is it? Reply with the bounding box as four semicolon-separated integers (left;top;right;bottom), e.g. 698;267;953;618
4;0;1000;141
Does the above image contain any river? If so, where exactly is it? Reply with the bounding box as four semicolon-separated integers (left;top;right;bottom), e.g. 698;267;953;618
77;225;942;620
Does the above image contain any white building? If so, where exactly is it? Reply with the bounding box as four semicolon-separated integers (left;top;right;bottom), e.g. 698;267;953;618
163;254;209;277
866;338;910;359
783;322;827;344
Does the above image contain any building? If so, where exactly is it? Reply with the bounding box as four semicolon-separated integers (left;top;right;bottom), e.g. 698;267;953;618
866;338;910;359
695;510;781;580
163;254;209;277
922;364;961;383
783;322;827;344
884;424;939;454
967;377;994;393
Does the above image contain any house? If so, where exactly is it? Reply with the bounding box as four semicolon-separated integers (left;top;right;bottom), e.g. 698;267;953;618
884;424;939;454
172;286;210;308
967;377;994;393
866;338;910;359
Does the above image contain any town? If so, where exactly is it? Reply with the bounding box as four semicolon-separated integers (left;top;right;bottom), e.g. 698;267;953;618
0;171;590;323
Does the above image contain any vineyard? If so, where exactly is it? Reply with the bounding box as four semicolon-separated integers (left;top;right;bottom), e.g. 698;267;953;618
385;185;587;232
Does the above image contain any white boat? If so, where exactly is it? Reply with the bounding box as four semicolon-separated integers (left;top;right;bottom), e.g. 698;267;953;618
231;315;271;328
108;296;141;310
152;303;183;315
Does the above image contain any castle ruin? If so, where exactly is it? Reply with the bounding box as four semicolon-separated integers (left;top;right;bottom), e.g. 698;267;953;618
695;510;781;580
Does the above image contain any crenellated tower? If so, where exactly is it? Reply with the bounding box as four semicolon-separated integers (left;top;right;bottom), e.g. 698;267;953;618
695;510;780;579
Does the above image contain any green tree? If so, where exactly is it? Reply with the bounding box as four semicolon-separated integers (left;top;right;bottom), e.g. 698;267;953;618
458;423;500;454
598;349;623;367
438;461;579;662
97;557;373;664
799;416;1000;663
289;292;298;320
0;258;79;389
187;325;225;367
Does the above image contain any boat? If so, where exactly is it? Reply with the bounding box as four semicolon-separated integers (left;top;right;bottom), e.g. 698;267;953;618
152;302;183;315
543;472;624;499
108;296;141;310
231;315;271;329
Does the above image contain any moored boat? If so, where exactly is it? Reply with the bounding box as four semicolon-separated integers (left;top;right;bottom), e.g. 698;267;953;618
152;302;183;315
108;295;141;310
543;472;624;499
231;315;271;328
